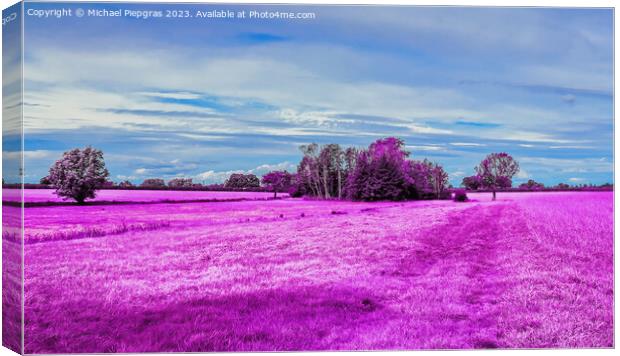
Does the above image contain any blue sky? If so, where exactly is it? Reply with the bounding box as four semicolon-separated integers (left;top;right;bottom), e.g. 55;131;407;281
13;2;613;186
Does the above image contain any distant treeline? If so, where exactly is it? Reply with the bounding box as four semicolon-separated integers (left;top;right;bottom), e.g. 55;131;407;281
3;183;610;193
460;176;613;193
3;138;612;203
468;186;613;193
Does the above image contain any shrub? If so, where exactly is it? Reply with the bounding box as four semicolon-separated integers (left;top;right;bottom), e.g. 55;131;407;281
288;184;304;198
224;173;260;189
101;180;115;188
519;179;545;191
168;178;193;188
118;180;134;188
453;189;468;202
140;178;166;188
39;176;52;185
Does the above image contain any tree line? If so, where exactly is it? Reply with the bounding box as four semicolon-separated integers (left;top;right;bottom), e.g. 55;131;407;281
34;137;606;204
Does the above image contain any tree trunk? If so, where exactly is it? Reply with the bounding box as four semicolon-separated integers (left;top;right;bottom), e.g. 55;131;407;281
312;166;322;198
492;190;496;200
337;169;342;199
273;190;277;199
75;193;86;205
312;174;321;198
322;167;331;198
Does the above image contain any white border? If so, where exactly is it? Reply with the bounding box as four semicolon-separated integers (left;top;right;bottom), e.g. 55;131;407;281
0;1;616;356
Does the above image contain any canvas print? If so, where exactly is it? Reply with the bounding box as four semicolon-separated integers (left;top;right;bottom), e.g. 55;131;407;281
1;1;614;353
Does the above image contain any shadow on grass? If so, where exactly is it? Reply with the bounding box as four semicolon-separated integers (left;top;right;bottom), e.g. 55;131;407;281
25;285;392;353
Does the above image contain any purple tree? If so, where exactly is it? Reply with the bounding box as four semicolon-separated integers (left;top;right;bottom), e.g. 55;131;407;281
405;159;449;199
47;146;109;204
475;152;519;200
428;162;449;199
346;137;411;201
262;171;293;198
297;143;347;199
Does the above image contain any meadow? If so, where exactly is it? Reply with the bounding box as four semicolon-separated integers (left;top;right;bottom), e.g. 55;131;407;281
2;189;285;205
8;190;614;352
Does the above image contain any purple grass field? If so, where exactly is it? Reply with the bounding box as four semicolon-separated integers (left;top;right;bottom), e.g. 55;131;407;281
6;190;614;352
2;189;287;204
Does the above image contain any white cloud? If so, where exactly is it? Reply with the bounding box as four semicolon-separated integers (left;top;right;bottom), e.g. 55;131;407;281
131;159;200;178
519;157;613;174
406;145;444;152
548;145;594;149
568;177;585;182
137;91;202;100
3;150;57;160
278;109;353;127
195;161;296;184
516;169;529;179
516;64;612;95
196;170;244;183
406;124;453;135
116;175;138;181
22;44;601;150
501;131;580;144
22;47;474;137
249;162;296;175
450;142;485;147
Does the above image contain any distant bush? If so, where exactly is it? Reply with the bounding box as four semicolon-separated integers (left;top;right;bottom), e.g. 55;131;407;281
224;173;260;189
118;180;134;188
519;179;545;191
39;176;52;185
101;180;115;188
288;184;304;198
453;189;468;202
140;178;166;188
168;178;193;188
